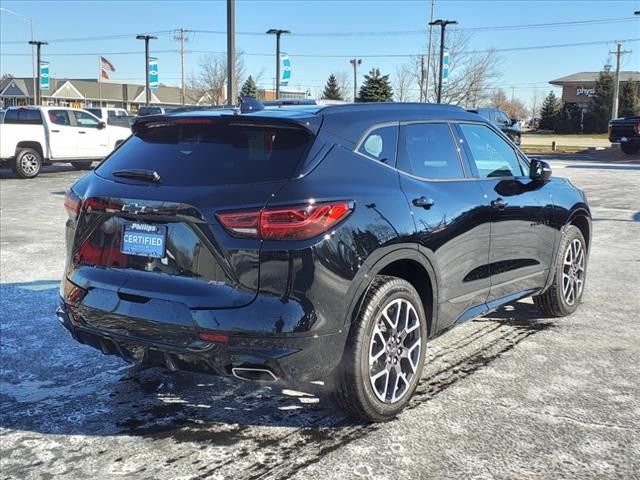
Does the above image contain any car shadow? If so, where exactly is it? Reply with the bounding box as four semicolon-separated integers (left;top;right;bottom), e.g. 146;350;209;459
0;281;554;479
0;164;91;179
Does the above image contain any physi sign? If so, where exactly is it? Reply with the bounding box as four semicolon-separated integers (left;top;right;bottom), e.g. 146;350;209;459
40;61;50;93
148;57;159;91
576;87;595;97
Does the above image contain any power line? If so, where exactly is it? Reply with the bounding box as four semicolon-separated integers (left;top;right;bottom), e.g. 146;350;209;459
0;30;174;45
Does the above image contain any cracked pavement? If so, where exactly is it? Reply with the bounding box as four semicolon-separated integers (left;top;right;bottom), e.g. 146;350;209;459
1;153;639;480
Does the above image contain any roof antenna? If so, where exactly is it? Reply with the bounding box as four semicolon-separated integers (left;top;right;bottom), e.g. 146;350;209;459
238;95;265;114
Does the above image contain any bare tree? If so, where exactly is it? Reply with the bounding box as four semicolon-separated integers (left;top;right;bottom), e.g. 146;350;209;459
394;64;413;102
489;88;528;119
530;88;541;119
335;71;352;102
190;52;246;105
417;31;501;107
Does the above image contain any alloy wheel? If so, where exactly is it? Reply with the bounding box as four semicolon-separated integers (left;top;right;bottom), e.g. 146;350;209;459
20;153;39;176
368;298;422;404
562;238;585;306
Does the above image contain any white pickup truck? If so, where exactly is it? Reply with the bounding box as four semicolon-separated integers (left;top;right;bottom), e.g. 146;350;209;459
0;106;131;178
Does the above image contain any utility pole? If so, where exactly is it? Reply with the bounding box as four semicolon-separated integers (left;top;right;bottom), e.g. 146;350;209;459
174;28;190;105
350;58;362;102
227;0;236;105
429;19;457;104
266;28;290;99
609;41;631;120
136;34;157;106
1;8;35;105
28;40;47;105
424;0;435;102
419;55;425;102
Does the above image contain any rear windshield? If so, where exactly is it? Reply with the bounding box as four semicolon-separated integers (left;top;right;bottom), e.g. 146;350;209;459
96;121;312;186
3;109;43;125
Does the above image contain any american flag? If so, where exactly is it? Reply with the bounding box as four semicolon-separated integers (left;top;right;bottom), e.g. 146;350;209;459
100;56;116;72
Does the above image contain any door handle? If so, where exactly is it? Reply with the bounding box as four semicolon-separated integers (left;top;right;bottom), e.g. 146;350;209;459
78;131;86;134
412;197;435;209
51;129;60;133
491;198;508;210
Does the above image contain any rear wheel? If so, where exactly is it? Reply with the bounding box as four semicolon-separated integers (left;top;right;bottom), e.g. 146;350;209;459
12;148;42;179
620;143;640;155
71;161;93;170
332;276;427;422
534;225;587;317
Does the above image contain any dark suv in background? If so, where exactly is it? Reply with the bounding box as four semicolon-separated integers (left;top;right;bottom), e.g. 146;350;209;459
59;102;590;422
471;107;522;145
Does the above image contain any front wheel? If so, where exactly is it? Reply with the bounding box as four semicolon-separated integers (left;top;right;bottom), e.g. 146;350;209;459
332;276;427;422
620;143;640;155
534;225;587;317
12;148;42;179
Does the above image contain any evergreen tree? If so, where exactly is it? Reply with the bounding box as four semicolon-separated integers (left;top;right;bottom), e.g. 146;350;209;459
240;75;258;99
357;68;393;102
555;103;582;134
539;91;560;131
618;81;639;118
584;69;614;133
321;74;344;100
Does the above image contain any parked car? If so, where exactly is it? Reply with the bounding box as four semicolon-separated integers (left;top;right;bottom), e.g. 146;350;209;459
84;107;134;129
0;106;131;178
609;115;640;155
470;108;522;145
58;102;591;422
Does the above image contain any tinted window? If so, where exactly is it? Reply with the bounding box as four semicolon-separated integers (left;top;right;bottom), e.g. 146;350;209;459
496;111;510;125
96;121;312;187
357;125;397;163
72;110;100;128
137;106;162;116
85;108;101;118
48;110;71;126
397;123;464;179
3;109;43;125
459;123;522;178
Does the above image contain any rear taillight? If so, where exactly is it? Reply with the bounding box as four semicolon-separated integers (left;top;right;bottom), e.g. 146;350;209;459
64;190;81;219
217;201;354;241
635;121;640;135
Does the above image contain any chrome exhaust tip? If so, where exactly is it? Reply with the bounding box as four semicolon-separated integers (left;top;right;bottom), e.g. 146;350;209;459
231;367;278;382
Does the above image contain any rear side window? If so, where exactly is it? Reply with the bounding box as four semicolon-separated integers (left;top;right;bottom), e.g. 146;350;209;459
48;110;71;126
458;123;522;178
357;125;397;164
85;108;101;118
96;121;312;187
3;109;43;125
397;123;464;179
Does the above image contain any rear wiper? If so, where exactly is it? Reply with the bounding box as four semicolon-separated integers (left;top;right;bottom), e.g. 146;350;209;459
112;169;161;183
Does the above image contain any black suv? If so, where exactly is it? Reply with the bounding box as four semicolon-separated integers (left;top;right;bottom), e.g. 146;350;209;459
59;103;590;422
471;108;522;145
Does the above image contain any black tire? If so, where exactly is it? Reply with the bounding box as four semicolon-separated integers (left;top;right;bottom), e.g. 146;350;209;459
71;161;93;170
534;225;587;317
332;275;428;422
620;143;640;155
12;148;42;179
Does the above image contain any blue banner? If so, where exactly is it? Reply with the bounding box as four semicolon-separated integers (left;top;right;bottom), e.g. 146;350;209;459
280;53;291;87
442;50;450;86
148;57;159;91
40;61;50;93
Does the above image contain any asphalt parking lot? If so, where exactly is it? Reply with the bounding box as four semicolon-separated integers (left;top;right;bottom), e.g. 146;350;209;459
1;153;639;480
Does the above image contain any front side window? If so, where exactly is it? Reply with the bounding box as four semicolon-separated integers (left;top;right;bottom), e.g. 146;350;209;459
72;110;100;128
357;125;397;164
48;110;71;126
397;123;464;179
458;123;522;178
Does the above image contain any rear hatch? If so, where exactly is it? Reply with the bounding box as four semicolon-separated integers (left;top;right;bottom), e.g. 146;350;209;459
66;114;315;345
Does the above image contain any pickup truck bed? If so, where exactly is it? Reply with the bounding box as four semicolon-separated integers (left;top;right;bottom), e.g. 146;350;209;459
609;116;640;155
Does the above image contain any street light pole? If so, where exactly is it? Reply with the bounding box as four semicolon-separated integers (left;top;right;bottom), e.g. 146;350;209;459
266;28;290;99
424;0;435;102
28;40;47;105
0;8;35;104
350;58;362;102
227;0;236;105
429;19;457;104
136;34;157;106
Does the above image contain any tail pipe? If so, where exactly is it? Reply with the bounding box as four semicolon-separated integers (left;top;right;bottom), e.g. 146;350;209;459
231;367;278;382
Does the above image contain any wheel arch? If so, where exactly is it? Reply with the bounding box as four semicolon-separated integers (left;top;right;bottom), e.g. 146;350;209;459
15;141;45;160
567;206;591;252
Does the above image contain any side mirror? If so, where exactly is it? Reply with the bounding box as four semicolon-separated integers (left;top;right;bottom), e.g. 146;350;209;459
98;121;106;129
529;158;552;182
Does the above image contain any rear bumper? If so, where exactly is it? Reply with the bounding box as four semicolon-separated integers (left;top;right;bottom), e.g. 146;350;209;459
57;299;348;382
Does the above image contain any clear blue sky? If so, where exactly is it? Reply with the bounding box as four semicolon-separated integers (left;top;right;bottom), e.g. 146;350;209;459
1;0;639;108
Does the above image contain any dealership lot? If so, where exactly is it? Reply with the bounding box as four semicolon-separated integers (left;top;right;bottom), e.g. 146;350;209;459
1;155;639;480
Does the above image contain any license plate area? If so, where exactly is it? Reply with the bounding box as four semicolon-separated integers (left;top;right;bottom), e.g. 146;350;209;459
121;222;167;258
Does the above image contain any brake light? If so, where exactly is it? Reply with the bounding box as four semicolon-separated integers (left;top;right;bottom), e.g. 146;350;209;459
217;201;354;241
64;190;81;219
198;331;229;343
635;121;640;135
